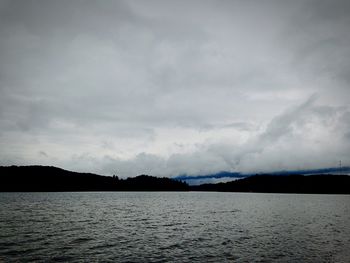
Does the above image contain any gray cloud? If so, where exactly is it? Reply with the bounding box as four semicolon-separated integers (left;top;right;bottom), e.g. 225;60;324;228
0;0;349;177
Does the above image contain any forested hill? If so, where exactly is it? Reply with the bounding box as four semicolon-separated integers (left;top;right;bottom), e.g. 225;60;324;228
1;166;349;193
191;174;350;194
0;166;188;191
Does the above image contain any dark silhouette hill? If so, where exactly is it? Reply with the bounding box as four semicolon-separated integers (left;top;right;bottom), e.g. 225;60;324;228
175;166;350;184
0;166;188;192
191;174;350;194
1;166;349;193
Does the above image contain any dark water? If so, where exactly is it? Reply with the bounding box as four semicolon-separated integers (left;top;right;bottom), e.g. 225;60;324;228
0;192;349;262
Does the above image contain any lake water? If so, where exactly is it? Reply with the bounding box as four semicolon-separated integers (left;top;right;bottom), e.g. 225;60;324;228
0;192;349;262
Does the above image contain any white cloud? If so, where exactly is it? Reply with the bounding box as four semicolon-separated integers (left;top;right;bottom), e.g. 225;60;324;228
0;0;349;177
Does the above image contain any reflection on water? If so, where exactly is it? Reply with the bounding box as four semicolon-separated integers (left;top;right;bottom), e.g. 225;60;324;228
0;192;349;262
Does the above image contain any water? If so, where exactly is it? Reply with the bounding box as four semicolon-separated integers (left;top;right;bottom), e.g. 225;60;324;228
0;192;349;262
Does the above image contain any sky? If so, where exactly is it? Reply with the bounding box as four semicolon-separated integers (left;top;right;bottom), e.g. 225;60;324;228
0;0;349;178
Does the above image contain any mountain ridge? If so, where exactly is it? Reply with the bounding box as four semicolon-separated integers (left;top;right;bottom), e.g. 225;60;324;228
174;166;350;184
0;165;188;192
1;165;349;194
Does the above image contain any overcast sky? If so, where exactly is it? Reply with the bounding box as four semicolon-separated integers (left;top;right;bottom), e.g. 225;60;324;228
0;0;349;177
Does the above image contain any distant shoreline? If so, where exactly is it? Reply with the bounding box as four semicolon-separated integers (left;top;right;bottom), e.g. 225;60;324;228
1;165;349;194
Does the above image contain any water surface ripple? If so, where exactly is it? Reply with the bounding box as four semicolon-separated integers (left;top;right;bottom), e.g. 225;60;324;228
0;192;349;262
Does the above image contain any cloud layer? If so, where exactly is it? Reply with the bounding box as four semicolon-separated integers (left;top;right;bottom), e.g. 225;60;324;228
0;0;349;177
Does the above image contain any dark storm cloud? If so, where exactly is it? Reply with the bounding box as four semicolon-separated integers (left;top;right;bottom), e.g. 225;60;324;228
0;0;349;176
281;0;350;100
